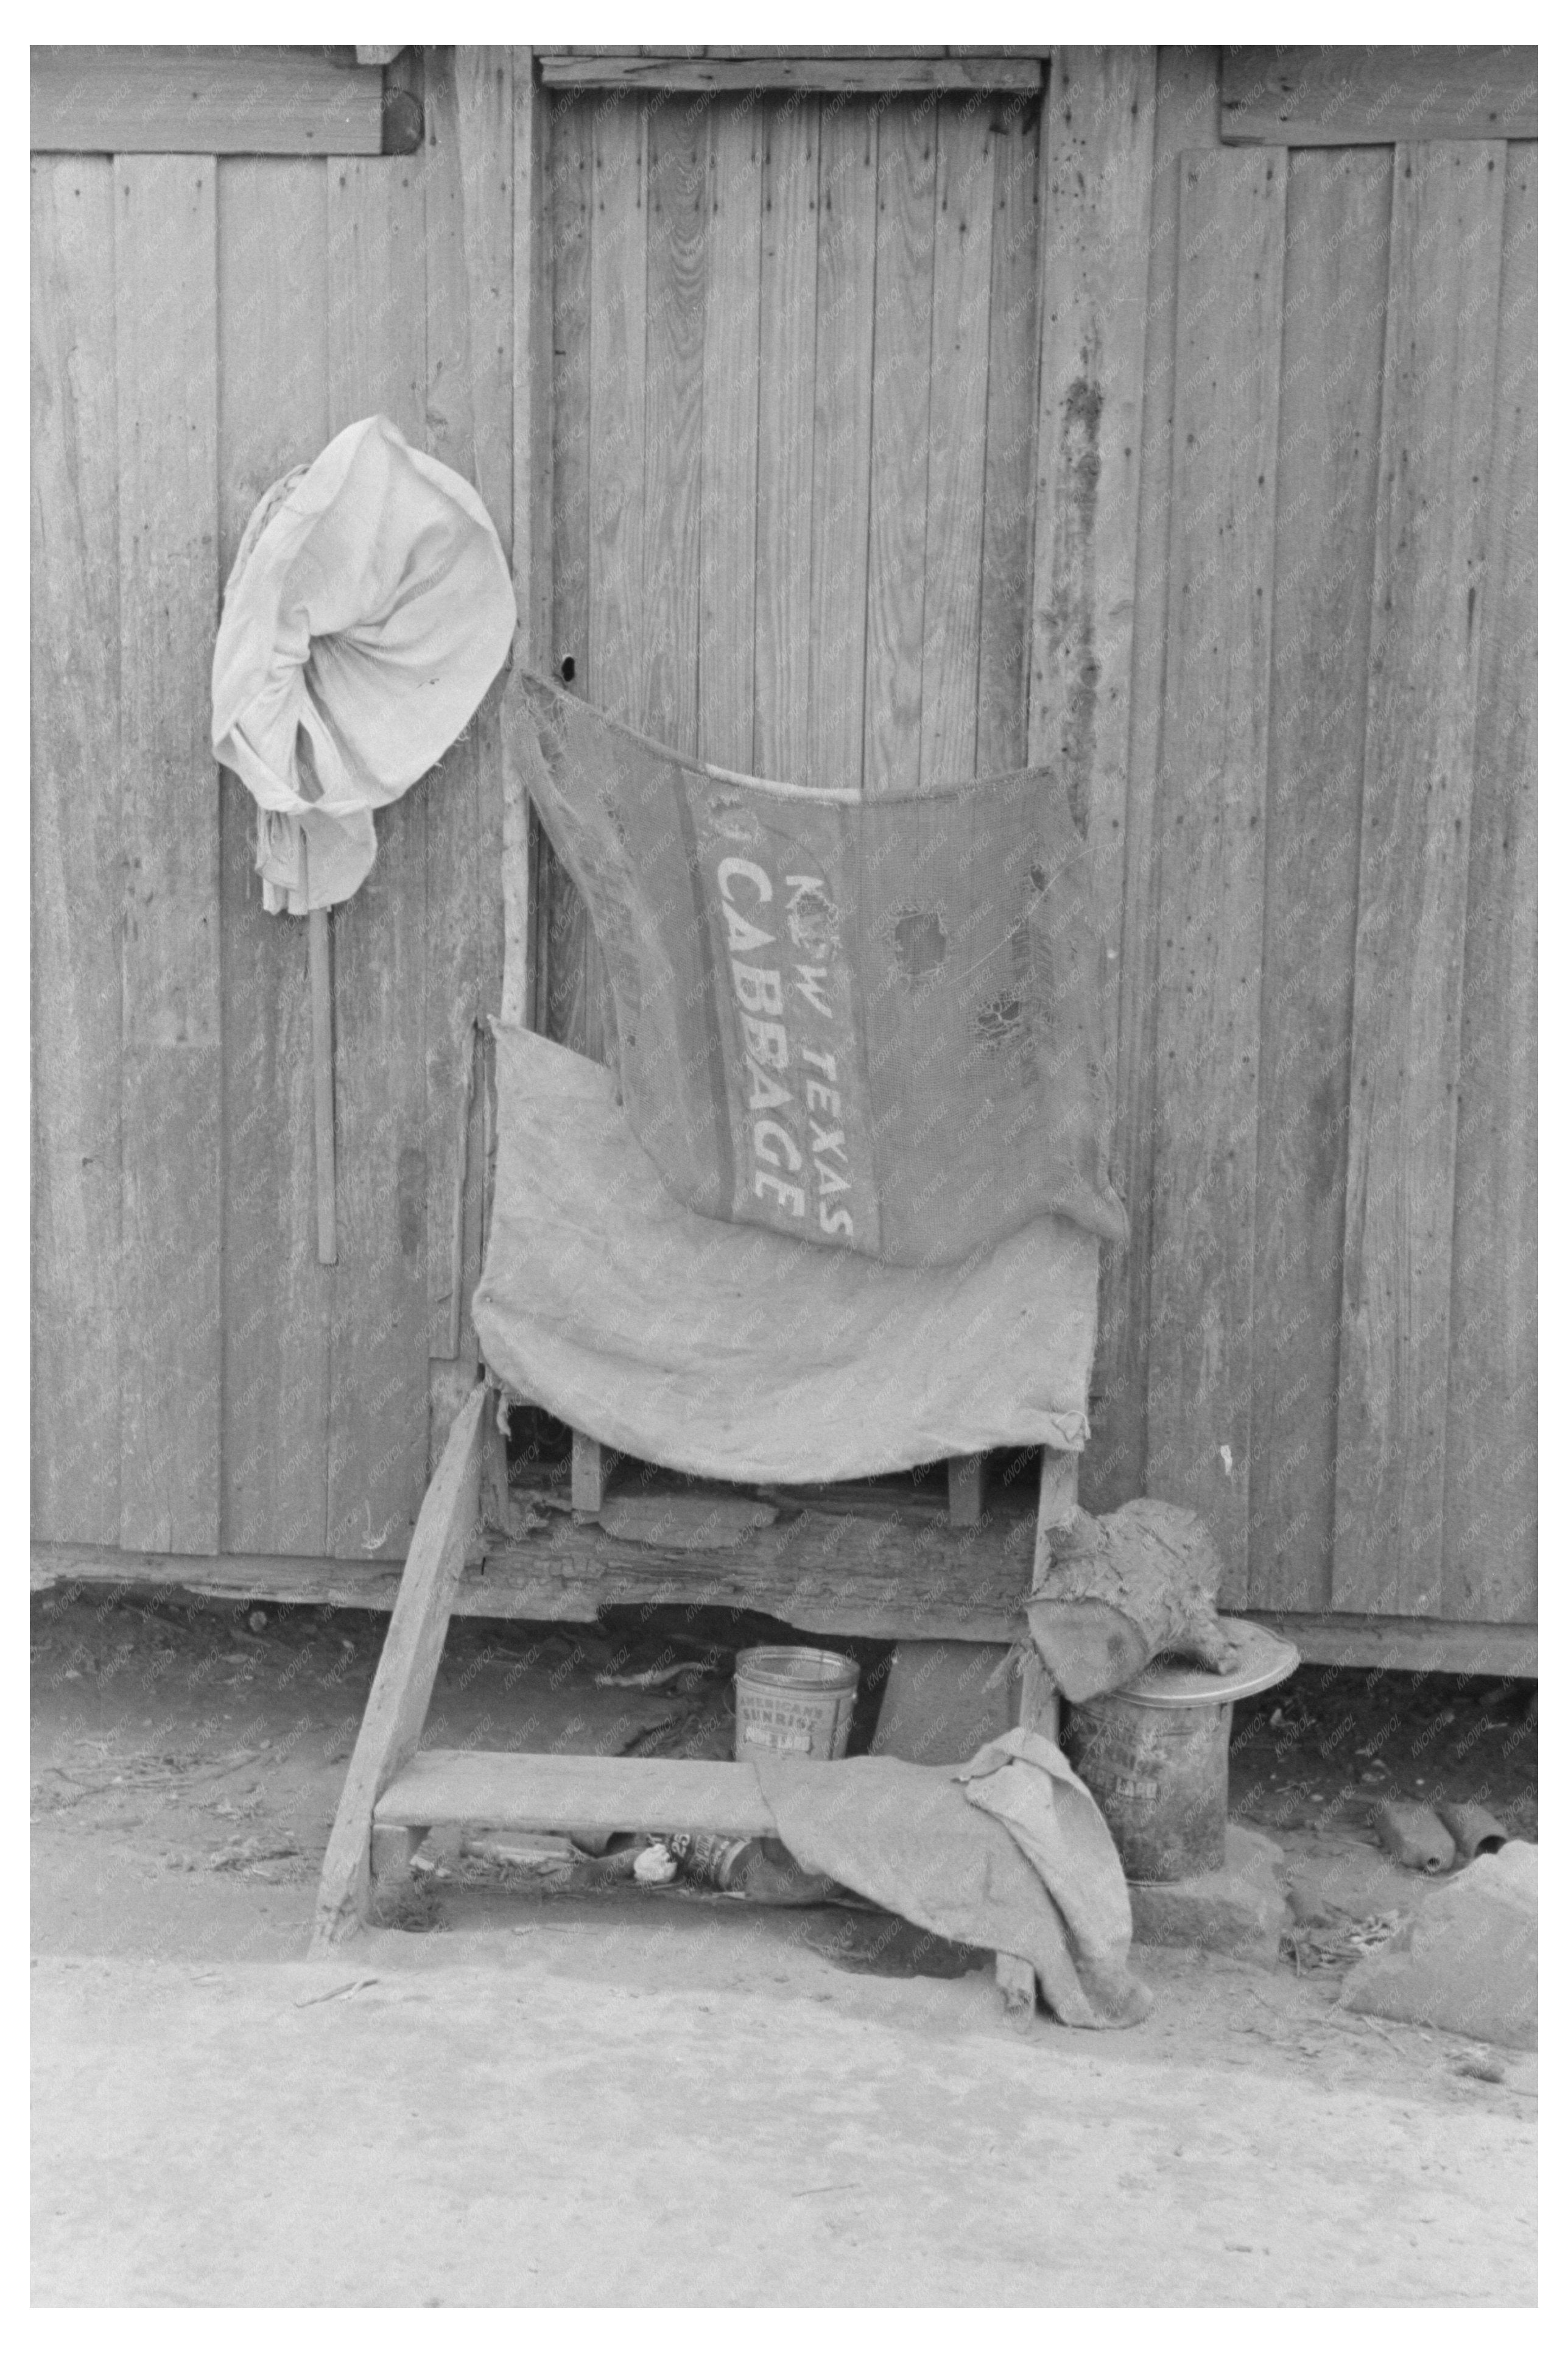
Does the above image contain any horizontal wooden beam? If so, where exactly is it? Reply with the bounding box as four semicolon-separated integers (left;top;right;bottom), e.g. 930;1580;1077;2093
1221;46;1537;145
32;1512;1036;1642
1248;1613;1537;1679
377;1750;776;1837
32;1543;1538;1672
30;46;395;155
536;49;1046;92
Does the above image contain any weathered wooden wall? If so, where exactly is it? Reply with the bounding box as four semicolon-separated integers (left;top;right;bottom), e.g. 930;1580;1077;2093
533;53;1537;1630
31;49;516;1564
31;46;1536;1640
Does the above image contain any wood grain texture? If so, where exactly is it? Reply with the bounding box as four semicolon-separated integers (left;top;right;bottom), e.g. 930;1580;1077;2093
420;50;513;1370
642;97;708;753
1246;149;1391;1612
308;908;337;1263
1081;50;1222;1516
1145;145;1285;1601
312;1382;487;1947
697;101;763;771
571;1432;610;1514
863;102;937;797
587;101;648;730
30;46;387;155
1332;145;1506;1618
542;96;595;1056
325;155;431;1557
114;157;223;1556
1030;54;1156;1522
1443;144;1536;1623
538;52;1046;94
807;99;876;790
918;102;994;788
1221;46;1538;147
215;155;333;1555
450;48;515;1360
1029;49;1156;858
378;1748;776;1835
580;98;647;1065
753;96;819;778
975;95;1041;780
35;1539;1541;1674
30;158;122;1545
505;50;548;1031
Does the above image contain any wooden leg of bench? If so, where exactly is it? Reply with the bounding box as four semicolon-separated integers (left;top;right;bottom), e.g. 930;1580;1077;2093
946;1454;985;1527
571;1431;611;1514
370;1822;429;1898
310;1383;488;1956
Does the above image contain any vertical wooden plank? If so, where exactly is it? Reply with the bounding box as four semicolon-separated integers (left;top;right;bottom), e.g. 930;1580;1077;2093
115;156;222;1556
975;92;1041;780
1028;50;1156;869
30;158;122;1544
863;101;938;797
918;101;994;788
452;47;516;1373
505;47;550;1032
1082;49;1221;1515
571;1433;611;1514
1246;149;1391;1612
542;93;595;1054
325;154;429;1558
587;99;648;730
420;44;476;1374
947;1455;985;1528
753;94;818;778
575;95;645;1065
809;99;876;789
421;48;514;1386
1332;145;1506;1618
216;156;332;1554
642;94;708;754
1031;52;1158;1525
1145;147;1284;1598
1443;144;1536;1623
698;98;763;771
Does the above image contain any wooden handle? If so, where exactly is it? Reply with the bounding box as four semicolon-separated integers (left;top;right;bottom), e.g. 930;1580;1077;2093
308;905;337;1265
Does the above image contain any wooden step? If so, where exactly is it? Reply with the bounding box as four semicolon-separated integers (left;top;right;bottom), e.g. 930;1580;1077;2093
374;1749;777;1839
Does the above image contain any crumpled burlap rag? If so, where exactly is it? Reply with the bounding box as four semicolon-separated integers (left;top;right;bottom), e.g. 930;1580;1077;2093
754;1729;1152;2030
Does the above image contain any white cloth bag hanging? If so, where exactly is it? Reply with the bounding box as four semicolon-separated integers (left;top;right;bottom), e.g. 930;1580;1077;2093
211;414;516;912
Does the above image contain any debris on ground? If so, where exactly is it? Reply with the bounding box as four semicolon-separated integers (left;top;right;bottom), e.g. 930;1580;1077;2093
1452;2051;1506;2085
1282;1910;1405;1975
1436;1797;1509;1860
1228;1663;1537;1838
592;1660;712;1692
294;1976;379;2008
208;1834;302;1875
1369;1797;1457;1872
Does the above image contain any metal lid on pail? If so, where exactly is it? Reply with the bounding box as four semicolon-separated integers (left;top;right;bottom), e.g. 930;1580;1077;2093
734;1645;859;1694
1087;1617;1299;1711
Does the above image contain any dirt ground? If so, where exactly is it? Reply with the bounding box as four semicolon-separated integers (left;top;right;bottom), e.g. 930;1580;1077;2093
31;1587;1538;2307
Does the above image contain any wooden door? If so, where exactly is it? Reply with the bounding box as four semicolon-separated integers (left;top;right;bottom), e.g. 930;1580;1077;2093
536;84;1044;1061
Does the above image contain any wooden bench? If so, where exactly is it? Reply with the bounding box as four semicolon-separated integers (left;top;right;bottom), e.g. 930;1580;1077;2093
312;1383;1063;2020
